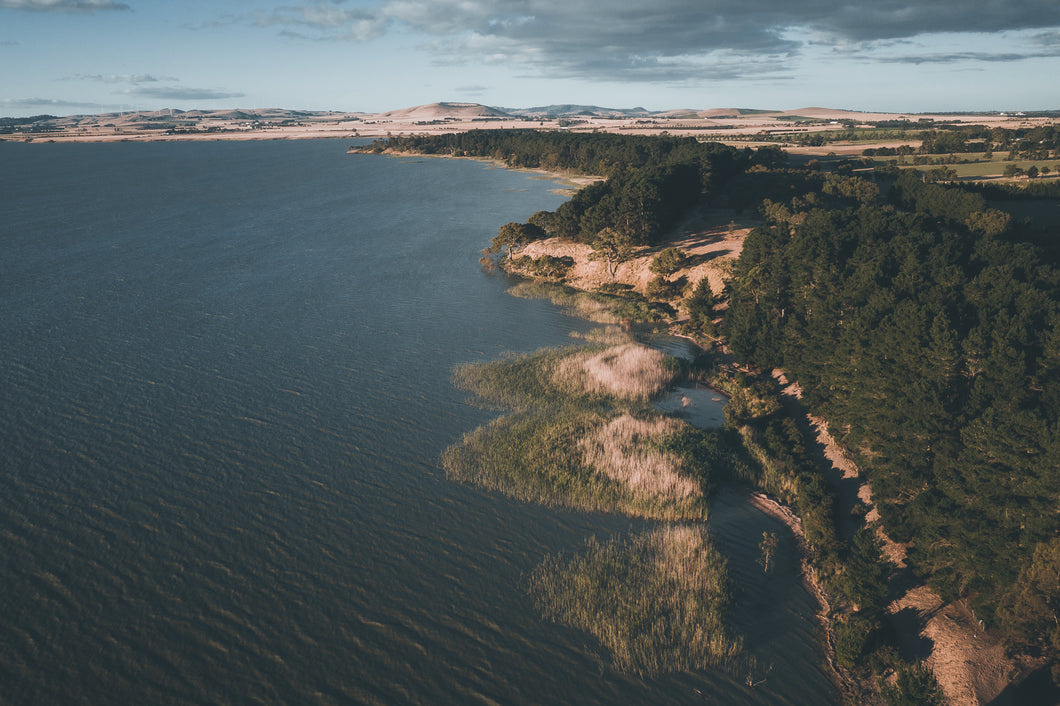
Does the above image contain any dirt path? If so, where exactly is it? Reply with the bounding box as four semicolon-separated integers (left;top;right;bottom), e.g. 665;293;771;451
771;373;1018;705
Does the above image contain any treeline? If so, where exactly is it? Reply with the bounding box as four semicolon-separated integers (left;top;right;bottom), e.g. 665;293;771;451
863;124;1060;157
724;167;1060;667
373;130;769;246
372;129;742;180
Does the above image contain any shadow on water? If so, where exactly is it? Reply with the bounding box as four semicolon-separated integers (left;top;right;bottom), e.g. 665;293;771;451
707;487;836;703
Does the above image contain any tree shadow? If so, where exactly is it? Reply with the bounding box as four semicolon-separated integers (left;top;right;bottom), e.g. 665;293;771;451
771;384;863;542
685;249;732;267
885;606;934;663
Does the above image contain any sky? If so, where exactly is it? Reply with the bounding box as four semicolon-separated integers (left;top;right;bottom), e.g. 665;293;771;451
2;0;1060;117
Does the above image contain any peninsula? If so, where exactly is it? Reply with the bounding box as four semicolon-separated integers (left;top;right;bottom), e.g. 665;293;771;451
362;125;1060;705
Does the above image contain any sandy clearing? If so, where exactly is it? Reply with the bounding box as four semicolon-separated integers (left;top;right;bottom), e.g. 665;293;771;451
519;209;755;302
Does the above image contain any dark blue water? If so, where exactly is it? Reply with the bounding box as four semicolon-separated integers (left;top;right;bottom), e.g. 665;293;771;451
0;139;835;705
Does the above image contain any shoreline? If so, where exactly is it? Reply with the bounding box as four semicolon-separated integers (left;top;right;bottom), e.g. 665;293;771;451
416;144;854;699
348;144;604;194
458;151;1024;703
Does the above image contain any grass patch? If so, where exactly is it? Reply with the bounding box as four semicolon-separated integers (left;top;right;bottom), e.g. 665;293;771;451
508;280;661;324
581;414;701;505
554;343;675;402
445;342;746;519
442;408;713;520
454;342;677;409
528;526;743;676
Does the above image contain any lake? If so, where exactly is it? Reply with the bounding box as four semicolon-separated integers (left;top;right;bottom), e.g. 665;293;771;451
0;138;835;705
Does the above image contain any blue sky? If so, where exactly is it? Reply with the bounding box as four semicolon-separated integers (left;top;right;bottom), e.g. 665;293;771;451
2;0;1059;117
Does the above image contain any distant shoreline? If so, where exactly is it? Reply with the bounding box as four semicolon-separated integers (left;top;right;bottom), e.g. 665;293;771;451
6;104;1056;146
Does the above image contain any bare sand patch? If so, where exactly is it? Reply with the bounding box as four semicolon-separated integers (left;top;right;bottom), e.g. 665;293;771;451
520;209;756;303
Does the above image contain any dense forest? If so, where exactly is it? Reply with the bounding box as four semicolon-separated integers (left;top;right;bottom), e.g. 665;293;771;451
725;168;1060;670
369;131;775;246
373;129;1060;695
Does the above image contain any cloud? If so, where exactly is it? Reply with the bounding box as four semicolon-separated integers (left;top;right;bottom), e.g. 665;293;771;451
57;73;244;103
877;49;1060;65
1;96;110;108
125;86;246;100
0;0;129;11
65;73;178;84
249;3;388;41
232;0;1060;82
454;84;490;95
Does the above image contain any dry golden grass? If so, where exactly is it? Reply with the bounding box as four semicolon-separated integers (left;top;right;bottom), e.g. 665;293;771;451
568;326;631;345
553;343;674;401
580;414;701;501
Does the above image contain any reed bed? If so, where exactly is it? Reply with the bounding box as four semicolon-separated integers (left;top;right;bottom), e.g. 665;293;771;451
445;340;732;518
454;342;676;408
507;281;658;324
579;414;702;503
452;346;583;410
442;409;619;512
568;326;631;345
528;526;743;676
442;409;710;520
553;343;675;402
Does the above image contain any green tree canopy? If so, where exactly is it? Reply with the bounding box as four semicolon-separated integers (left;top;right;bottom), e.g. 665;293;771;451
487;221;547;259
649;247;690;277
589;227;636;278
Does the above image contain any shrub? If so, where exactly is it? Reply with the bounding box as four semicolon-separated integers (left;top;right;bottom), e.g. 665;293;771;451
649;247;690;276
881;662;945;706
834;613;879;670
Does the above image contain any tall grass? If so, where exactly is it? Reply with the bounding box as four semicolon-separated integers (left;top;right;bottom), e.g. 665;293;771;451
553;343;675;402
442;408;710;520
452;346;586;410
528;526;743;676
508;280;659;324
454;342;676;408
580;414;701;502
568;326;631;345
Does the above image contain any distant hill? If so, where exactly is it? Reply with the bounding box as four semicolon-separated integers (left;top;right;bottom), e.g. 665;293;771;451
378;102;512;120
509;105;652;118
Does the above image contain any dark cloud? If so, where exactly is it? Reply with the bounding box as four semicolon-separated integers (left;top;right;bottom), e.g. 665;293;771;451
393;0;1060;81
127;86;245;100
241;0;1060;82
805;1;1060;40
0;0;129;12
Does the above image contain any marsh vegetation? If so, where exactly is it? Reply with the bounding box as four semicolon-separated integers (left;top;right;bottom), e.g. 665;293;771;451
528;526;742;677
444;340;745;521
441;331;759;675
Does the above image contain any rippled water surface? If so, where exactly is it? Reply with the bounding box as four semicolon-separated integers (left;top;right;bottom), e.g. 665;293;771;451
0;140;835;705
